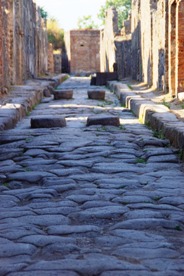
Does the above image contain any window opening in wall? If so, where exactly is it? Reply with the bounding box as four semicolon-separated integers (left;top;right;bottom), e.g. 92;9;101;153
80;43;84;47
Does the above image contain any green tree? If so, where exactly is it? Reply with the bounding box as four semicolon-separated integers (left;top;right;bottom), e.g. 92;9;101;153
77;15;99;29
98;0;131;29
40;7;48;19
47;18;64;50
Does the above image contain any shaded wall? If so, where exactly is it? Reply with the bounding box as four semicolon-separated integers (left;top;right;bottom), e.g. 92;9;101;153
131;0;166;89
131;0;184;97
100;8;131;80
100;8;119;73
0;0;49;93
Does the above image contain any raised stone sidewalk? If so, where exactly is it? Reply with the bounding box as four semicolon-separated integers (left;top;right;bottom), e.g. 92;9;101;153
0;74;68;131
1;75;184;152
109;81;184;152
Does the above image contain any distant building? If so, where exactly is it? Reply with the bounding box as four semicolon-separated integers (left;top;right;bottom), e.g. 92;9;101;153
64;30;100;75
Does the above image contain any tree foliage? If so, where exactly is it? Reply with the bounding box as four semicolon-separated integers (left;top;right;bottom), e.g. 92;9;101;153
40;7;48;19
77;15;99;30
47;18;64;50
98;0;131;29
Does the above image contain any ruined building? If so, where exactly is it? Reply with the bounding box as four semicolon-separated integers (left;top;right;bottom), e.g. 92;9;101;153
65;30;100;75
0;0;49;94
100;8;131;80
131;0;184;98
99;1;184;98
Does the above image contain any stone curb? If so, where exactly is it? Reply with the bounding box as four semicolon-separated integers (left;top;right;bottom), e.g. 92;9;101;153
0;74;68;131
108;81;184;150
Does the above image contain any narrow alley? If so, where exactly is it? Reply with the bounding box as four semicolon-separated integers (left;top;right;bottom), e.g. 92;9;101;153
0;77;184;275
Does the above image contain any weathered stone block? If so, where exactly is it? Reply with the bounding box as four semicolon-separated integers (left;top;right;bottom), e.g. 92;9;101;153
31;117;66;128
43;88;51;97
94;72;118;86
53;89;73;100
88;90;106;100
86;116;120;126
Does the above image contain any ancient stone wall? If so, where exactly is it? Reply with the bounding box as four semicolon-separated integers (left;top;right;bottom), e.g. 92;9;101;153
0;0;49;94
0;0;12;92
168;0;184;97
100;8;119;74
65;30;100;75
131;0;184;97
100;8;131;80
54;52;62;74
48;43;54;74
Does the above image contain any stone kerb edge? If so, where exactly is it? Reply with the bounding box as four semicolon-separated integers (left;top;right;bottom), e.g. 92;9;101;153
109;81;184;151
0;75;67;131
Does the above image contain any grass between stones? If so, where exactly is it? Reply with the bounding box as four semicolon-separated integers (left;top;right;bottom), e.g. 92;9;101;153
135;157;147;164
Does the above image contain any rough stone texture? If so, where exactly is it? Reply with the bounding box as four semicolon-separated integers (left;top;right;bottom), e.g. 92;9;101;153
54;53;62;74
0;77;184;275
30;117;66;128
64;30;100;75
109;80;184;150
0;0;49;95
88;90;105;100
0;75;66;130
47;43;54;75
53;89;73;100
86;116;120;127
100;8;131;80
131;0;184;97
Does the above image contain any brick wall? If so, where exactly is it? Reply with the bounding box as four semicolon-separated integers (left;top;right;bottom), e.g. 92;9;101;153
65;30;100;75
0;0;49;94
178;1;184;93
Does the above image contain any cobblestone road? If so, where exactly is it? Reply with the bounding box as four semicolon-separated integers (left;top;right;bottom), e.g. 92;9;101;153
0;77;184;275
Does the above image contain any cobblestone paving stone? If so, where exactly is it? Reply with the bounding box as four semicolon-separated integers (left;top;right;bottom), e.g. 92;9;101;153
0;77;184;275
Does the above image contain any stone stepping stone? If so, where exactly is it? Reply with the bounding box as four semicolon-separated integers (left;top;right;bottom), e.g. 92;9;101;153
53;89;73;100
31;116;66;128
87;90;105;100
86;116;120;126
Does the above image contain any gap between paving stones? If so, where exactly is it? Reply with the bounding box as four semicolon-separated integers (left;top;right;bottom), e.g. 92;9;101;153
108;81;184;152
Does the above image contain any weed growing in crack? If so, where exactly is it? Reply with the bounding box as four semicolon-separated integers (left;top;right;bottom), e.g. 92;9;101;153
153;130;165;139
162;98;171;109
136;157;147;164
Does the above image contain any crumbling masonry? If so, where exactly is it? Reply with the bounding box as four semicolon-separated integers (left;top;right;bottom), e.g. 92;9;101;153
0;0;49;94
131;0;184;97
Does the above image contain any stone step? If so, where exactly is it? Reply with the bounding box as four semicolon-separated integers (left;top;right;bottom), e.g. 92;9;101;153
30;116;66;128
53;89;73;100
87;90;106;100
86;116;120;126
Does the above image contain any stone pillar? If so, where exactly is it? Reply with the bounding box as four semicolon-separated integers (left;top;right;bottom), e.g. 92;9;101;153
48;43;54;74
131;0;142;81
54;52;62;74
100;8;118;73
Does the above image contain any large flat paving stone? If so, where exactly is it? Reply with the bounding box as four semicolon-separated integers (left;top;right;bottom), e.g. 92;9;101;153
87;89;106;100
86;116;120;126
53;89;73;100
30;116;66;128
